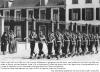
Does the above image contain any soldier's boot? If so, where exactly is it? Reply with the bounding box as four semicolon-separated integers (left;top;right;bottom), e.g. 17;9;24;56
37;55;41;59
71;48;75;57
3;51;6;55
50;54;54;58
47;55;51;59
35;54;37;58
83;48;87;55
65;54;68;58
30;55;32;59
95;47;98;54
67;50;71;57
56;55;60;60
76;49;80;56
30;52;33;59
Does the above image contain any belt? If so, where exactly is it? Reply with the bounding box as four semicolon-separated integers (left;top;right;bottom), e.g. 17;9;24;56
90;40;94;41
57;41;61;42
64;40;70;41
48;42;53;43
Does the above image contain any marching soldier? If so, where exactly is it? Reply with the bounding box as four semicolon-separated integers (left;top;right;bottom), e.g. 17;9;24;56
54;30;63;59
47;32;55;59
63;31;70;58
89;34;95;54
68;33;72;56
94;34;99;54
76;34;82;55
87;34;91;54
81;34;87;55
71;34;76;57
38;31;47;59
85;34;89;54
29;30;37;59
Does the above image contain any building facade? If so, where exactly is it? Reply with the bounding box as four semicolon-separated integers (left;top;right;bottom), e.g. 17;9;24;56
0;0;100;42
0;0;66;41
66;0;100;35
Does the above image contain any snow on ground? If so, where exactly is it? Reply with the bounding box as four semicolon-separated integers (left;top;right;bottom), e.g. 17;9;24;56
0;42;100;62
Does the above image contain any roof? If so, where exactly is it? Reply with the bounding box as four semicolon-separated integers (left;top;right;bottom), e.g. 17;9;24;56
47;0;65;6
0;0;14;8
0;0;4;8
11;0;65;8
11;0;40;8
0;0;65;8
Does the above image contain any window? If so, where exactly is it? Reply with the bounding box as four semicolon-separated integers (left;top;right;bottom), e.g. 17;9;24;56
46;8;51;20
28;10;33;18
69;9;80;21
53;9;59;21
96;8;100;20
59;8;65;21
0;10;3;16
16;11;21;20
82;8;94;20
34;8;39;19
72;0;78;4
40;10;46;19
21;9;26;17
10;10;14;17
5;11;10;17
5;11;10;21
86;0;92;3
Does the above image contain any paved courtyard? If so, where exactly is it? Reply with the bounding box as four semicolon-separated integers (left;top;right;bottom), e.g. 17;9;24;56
0;42;100;62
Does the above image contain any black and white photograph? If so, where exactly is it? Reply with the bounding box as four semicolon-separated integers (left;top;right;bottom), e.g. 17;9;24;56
0;0;100;72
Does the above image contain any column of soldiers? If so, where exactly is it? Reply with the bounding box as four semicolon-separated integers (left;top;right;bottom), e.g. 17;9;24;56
29;30;99;59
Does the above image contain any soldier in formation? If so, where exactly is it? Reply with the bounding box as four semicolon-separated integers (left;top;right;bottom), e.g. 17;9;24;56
27;30;99;59
47;32;55;59
29;30;37;59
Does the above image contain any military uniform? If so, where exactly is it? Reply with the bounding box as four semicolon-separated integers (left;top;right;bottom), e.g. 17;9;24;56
29;31;37;58
76;35;81;55
38;32;46;58
87;35;91;53
69;36;72;56
71;35;76;56
81;36;87;55
94;35;99;53
47;32;55;59
63;32;70;57
89;35;94;53
54;31;62;59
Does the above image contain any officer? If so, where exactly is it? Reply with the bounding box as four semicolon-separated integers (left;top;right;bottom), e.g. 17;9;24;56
29;30;37;59
94;34;99;54
47;32;55;59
